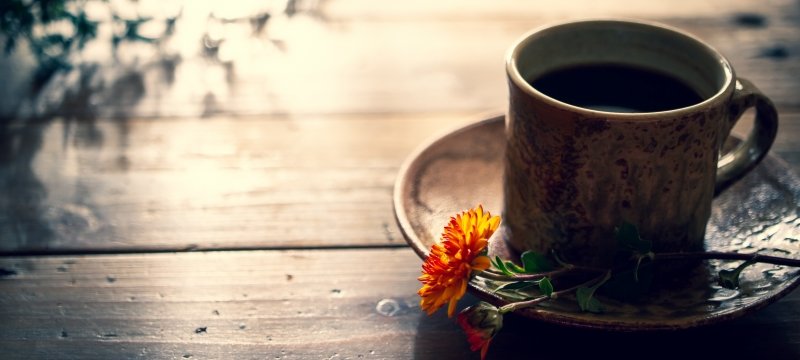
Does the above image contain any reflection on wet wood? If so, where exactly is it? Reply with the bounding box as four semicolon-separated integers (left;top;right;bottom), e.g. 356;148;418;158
0;113;481;253
0;249;798;359
0;112;798;254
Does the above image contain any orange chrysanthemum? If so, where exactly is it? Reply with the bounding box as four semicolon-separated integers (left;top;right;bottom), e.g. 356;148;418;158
418;205;501;317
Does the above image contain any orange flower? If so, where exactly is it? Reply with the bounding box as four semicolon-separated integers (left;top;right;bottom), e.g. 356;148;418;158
418;205;501;317
457;302;503;360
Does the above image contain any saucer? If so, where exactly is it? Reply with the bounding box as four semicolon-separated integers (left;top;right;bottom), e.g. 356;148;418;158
394;114;800;331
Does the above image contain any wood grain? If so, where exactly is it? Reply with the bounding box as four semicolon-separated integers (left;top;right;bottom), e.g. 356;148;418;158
0;249;798;359
1;112;798;254
0;112;480;253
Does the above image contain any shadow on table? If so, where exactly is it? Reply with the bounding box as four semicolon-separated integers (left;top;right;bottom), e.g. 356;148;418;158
0;117;53;250
0;54;148;249
413;293;799;360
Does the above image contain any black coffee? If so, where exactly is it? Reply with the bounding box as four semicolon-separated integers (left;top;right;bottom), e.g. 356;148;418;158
528;64;704;113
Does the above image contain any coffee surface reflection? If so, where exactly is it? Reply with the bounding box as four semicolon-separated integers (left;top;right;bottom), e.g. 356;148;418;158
528;63;704;113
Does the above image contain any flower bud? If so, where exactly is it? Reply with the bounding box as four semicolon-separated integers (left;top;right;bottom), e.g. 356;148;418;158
456;302;503;360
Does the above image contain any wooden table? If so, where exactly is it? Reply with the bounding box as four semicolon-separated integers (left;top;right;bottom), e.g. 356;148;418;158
1;1;799;358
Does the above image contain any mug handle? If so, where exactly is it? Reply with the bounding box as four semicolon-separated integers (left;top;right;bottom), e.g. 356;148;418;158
715;78;779;194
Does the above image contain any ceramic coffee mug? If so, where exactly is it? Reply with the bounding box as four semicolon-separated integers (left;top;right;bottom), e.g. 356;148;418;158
503;19;778;267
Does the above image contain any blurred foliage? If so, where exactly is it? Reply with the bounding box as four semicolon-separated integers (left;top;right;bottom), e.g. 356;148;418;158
0;0;100;87
0;0;172;89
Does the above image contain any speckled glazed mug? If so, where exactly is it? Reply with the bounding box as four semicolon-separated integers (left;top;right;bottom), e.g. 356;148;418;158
503;20;778;267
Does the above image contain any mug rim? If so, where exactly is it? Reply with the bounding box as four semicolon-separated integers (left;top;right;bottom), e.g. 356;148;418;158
506;18;735;120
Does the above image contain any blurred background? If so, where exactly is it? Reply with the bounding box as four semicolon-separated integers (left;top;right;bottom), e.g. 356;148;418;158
1;0;796;120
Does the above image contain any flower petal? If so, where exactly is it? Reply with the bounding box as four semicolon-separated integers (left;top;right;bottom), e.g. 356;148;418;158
472;255;491;271
418;206;501;316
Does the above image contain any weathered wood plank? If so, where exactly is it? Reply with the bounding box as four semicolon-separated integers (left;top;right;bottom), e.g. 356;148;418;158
1;112;798;254
0;249;798;359
0;113;481;253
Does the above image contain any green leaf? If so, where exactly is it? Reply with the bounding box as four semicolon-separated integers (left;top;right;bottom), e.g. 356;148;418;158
539;277;554;297
576;272;611;313
490;256;499;269
492;256;514;276
576;286;591;310
521;251;553;273
576;286;603;313
504;261;526;274
616;221;652;253
609;224;653;300
494;289;532;302
585;297;604;313
494;281;536;293
601;262;653;301
492;280;536;302
718;258;757;290
717;269;740;289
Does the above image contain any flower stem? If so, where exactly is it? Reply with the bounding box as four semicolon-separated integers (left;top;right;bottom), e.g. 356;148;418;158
479;263;606;281
653;251;800;267
478;267;570;281
498;272;609;314
482;251;799;283
498;295;548;314
482;251;798;300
